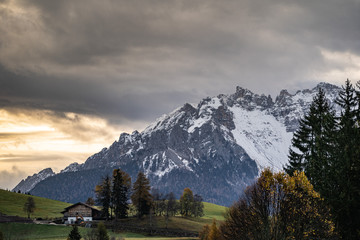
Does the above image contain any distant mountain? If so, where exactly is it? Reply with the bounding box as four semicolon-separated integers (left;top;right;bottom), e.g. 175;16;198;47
12;168;54;194
15;82;341;205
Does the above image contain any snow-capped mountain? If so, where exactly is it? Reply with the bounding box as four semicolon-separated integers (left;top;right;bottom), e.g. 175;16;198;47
16;82;341;205
13;168;54;193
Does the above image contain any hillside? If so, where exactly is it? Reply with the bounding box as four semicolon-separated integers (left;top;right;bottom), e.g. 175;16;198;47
0;189;71;219
0;192;226;239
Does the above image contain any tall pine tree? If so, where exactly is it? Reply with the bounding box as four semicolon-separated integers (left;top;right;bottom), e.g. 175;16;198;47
95;176;112;220
285;80;360;239
285;87;336;195
332;79;359;239
131;172;152;218
112;169;131;219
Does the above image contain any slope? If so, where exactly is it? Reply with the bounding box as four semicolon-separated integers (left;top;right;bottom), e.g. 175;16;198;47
0;189;71;219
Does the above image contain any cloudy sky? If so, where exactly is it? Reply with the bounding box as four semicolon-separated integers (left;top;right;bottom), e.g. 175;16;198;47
0;0;360;189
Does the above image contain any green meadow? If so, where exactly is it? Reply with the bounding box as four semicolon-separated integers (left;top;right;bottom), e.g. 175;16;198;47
0;189;71;219
0;189;227;239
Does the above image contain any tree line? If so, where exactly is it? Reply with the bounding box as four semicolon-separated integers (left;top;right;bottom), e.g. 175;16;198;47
95;169;204;220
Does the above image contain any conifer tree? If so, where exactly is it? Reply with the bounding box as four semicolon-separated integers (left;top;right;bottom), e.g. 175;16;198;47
95;176;112;220
67;225;81;240
285;88;336;194
131;172;152;218
285;80;360;239
96;222;109;240
112;169;131;219
332;79;360;239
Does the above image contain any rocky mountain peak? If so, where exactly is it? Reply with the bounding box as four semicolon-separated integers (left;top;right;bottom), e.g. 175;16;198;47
20;82;342;206
275;89;292;106
231;86;273;110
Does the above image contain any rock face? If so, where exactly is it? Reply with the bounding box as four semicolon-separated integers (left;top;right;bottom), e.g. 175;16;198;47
12;168;55;193
17;82;341;206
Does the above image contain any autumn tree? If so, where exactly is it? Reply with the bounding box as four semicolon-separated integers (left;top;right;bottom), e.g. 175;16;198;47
112;169;131;219
220;169;337;240
85;197;95;206
131;172;152;217
23;196;36;219
180;188;204;217
200;219;223;240
199;224;211;240
95;176;112;220
180;188;193;217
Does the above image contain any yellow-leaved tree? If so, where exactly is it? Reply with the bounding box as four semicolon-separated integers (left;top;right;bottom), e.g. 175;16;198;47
219;169;338;240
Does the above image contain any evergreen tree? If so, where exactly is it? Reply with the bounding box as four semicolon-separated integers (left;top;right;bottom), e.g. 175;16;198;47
23;196;36;219
112;169;131;219
332;79;360;239
95;176;112;220
131;172;152;218
285;80;360;239
285;88;336;194
96;222;109;240
67;225;81;240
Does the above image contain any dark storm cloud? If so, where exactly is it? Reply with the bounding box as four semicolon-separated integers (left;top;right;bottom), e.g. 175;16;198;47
1;0;359;126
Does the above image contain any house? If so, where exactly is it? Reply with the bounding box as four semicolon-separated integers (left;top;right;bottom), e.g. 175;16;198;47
61;202;101;224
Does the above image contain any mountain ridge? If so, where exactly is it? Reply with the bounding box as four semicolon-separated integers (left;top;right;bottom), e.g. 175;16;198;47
13;82;341;206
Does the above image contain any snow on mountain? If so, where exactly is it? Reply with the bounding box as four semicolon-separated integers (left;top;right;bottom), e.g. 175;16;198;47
12;168;55;193
230;107;292;171
60;162;80;173
21;82;341;205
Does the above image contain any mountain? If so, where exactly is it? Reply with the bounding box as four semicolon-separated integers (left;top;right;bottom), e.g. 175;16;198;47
14;82;341;205
12;168;54;194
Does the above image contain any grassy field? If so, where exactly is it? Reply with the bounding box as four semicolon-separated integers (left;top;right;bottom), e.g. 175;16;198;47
0;189;227;239
202;202;226;220
0;223;197;240
0;189;71;219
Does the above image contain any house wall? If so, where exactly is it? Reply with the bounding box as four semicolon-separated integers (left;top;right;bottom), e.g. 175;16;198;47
67;216;93;223
67;204;92;217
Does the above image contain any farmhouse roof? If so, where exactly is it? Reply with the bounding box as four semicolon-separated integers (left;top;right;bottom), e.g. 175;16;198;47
61;202;101;214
